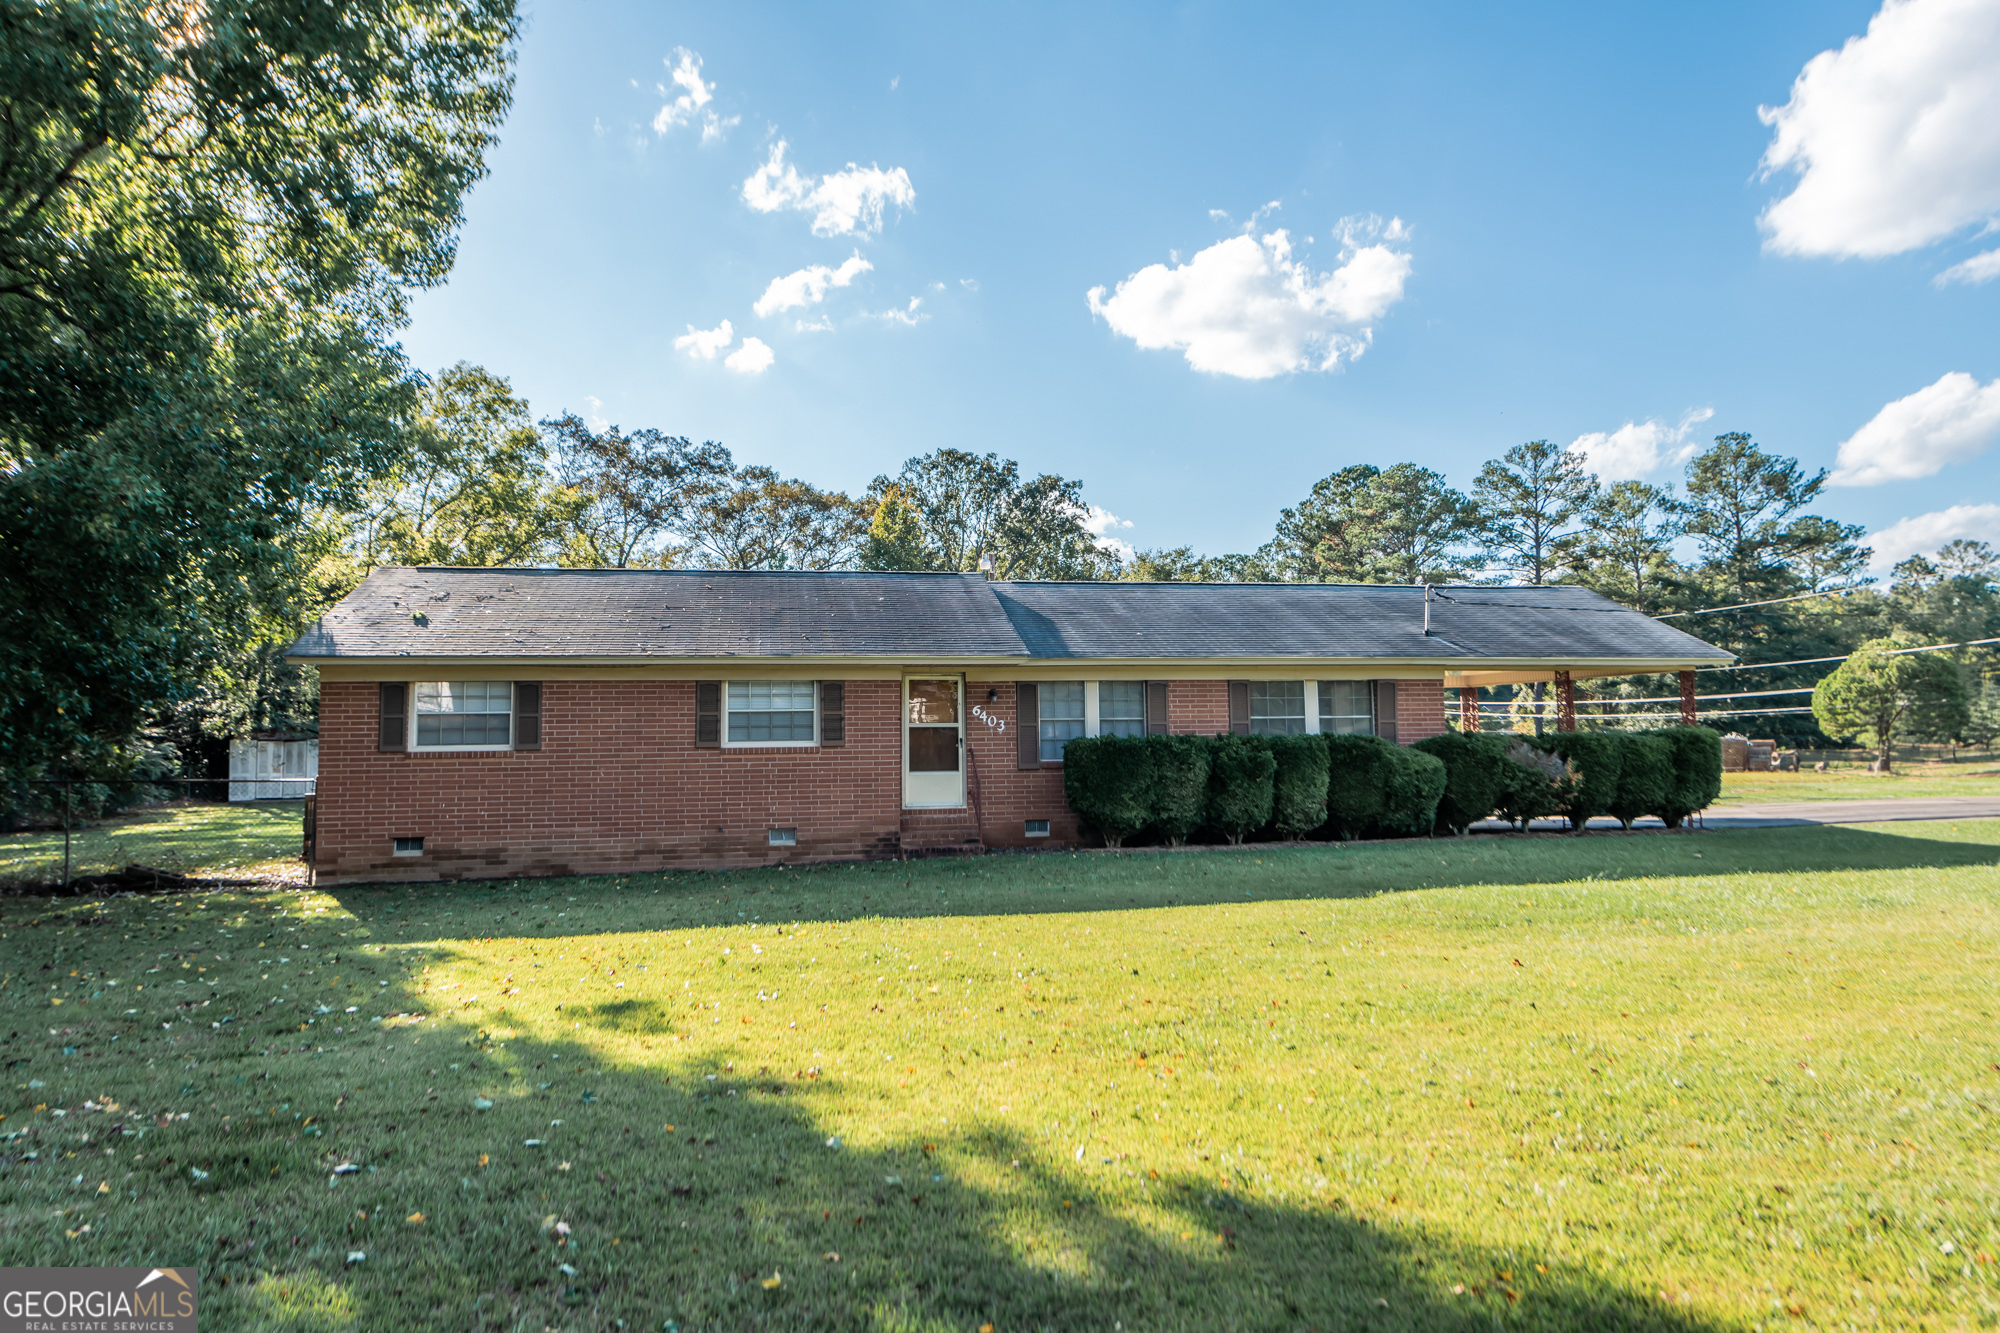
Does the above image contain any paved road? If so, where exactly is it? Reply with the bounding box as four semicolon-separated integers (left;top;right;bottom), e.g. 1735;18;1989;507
1469;796;2000;833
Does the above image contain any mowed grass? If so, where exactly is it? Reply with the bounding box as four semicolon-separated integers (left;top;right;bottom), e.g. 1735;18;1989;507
3;826;1998;1332
0;800;306;887
1717;767;2000;804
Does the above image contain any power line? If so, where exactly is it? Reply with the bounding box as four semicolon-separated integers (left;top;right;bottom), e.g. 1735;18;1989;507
1472;706;1820;725
1653;589;1858;620
1478;686;1814;708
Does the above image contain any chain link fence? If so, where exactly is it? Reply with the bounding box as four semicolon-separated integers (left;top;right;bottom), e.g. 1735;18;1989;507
0;779;314;893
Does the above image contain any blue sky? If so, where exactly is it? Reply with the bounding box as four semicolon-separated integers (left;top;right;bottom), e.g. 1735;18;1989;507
403;0;2000;570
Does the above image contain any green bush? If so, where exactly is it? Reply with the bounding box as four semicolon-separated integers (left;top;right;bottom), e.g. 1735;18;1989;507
1648;726;1723;828
1378;744;1447;837
1494;737;1568;829
1205;735;1276;844
1412;730;1513;834
1267;735;1331;838
1322;734;1392;840
1147;734;1212;845
1606;733;1672;830
1532;732;1623;831
1060;735;1153;848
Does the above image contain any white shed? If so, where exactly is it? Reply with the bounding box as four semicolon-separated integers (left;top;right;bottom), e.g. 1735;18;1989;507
228;737;318;801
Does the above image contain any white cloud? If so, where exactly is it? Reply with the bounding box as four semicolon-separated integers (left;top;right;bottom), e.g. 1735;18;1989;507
652;49;738;143
794;316;834;333
724;337;775;375
1567;408;1714;482
1867;502;2000;566
1935;247;2000;286
870;297;924;326
1830;371;2000;485
1083;506;1135;560
584;395;609;431
742;141;915;237
752;253;873;317
1758;0;2000;259
1085;222;1413;379
673;319;734;361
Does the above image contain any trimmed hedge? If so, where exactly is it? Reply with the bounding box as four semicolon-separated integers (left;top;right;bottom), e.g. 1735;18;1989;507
1322;734;1443;840
1206;735;1277;843
1060;734;1154;848
1149;734;1212;845
1650;726;1723;828
1607;733;1672;829
1060;725;1715;846
1268;735;1332;838
1412;731;1513;835
1531;732;1623;831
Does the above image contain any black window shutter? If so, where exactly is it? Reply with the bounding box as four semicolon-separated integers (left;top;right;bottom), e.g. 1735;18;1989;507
819;681;845;746
513;682;542;750
696;682;721;748
1227;681;1250;735
1016;683;1040;769
1146;681;1169;735
1374;680;1399;744
378;683;407;752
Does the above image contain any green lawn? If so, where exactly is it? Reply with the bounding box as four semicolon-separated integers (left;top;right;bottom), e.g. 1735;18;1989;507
0;800;306;888
1718;766;2000;804
3;825;1997;1331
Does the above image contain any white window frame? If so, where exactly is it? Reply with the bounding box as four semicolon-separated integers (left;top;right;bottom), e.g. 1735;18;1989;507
410;681;515;753
1038;681;1087;762
1247;680;1309;736
1096;680;1148;738
722;679;820;749
1317;679;1377;736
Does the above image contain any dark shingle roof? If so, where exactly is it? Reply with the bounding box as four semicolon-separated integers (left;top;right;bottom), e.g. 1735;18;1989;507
285;568;1028;659
990;581;1734;663
286;567;1731;666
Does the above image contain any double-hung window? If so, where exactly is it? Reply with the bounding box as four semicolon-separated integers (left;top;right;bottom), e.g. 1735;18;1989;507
414;682;512;748
1318;681;1376;735
1248;681;1307;735
1039;682;1085;761
726;681;817;745
1098;682;1147;737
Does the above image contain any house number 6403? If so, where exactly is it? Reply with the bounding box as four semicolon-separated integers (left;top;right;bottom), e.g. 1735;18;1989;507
969;705;1006;733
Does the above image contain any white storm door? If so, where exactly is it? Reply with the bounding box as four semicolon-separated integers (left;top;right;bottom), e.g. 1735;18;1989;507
903;677;965;808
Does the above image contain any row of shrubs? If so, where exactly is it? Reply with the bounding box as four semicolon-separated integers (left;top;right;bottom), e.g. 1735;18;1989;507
1059;726;1723;847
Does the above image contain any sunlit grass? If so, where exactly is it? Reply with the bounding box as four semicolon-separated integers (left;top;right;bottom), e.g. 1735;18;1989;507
1718;765;2000;804
0;799;305;886
2;822;1997;1330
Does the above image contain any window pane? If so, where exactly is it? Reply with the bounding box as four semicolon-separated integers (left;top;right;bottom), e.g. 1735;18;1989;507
906;679;959;724
1249;681;1306;735
1039;682;1084;761
909;726;960;771
726;680;817;742
1099;681;1146;737
1318;680;1374;735
413;682;511;745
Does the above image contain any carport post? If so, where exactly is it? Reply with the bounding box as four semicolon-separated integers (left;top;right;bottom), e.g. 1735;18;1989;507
1680;670;1697;726
1554;671;1576;732
1458;685;1480;733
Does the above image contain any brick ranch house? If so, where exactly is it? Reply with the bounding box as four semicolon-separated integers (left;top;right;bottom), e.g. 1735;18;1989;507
286;568;1732;883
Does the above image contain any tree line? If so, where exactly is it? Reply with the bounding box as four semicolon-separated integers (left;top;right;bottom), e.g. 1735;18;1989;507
0;2;1991;784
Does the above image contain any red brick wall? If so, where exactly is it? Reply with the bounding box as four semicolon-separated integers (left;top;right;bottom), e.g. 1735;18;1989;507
1391;678;1447;744
1169;680;1229;734
315;679;906;883
314;674;1455;883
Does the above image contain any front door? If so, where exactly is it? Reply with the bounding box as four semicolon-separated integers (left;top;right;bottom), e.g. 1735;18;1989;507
903;677;965;808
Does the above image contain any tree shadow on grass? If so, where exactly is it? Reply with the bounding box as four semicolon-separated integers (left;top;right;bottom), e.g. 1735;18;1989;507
165;951;1730;1332
323;822;2000;944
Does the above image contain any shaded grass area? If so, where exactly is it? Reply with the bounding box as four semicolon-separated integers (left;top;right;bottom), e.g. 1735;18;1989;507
0;800;305;888
2;823;1997;1330
1718;767;2000;804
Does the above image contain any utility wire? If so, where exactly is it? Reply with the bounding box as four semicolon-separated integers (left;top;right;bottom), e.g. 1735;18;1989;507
1653;589;1858;620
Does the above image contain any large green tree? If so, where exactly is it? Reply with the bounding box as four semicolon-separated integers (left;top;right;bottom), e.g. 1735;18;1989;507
1267;463;1479;583
0;0;519;781
1680;433;1828;605
1811;637;1970;770
1575;480;1683;616
683;464;871;571
868;449;1118;580
1472;440;1596;585
543;413;731;568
